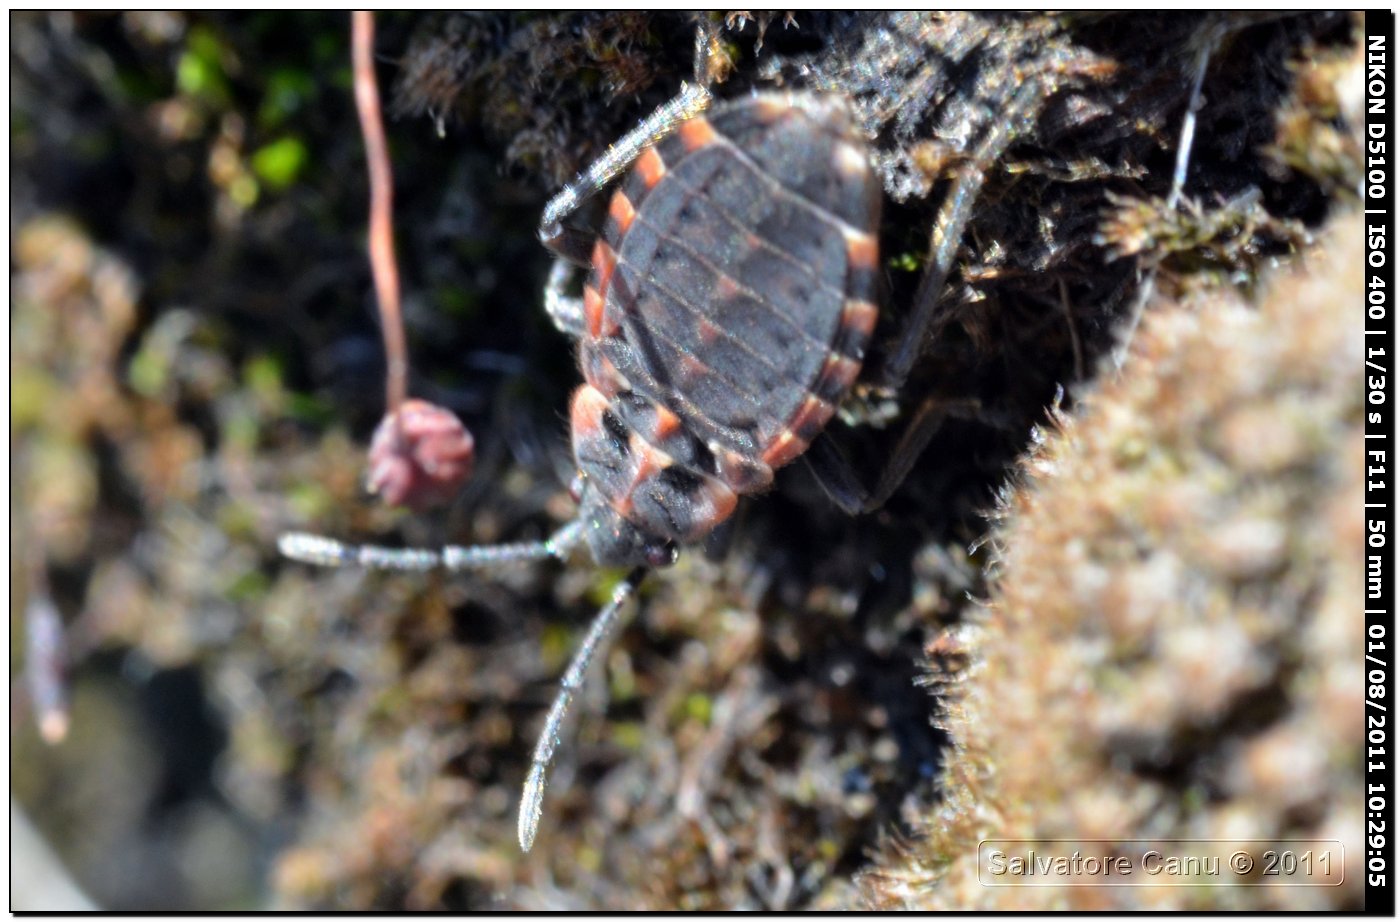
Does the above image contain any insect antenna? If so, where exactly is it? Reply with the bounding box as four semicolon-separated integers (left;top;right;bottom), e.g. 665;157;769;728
280;521;645;850
278;519;585;571
518;566;647;852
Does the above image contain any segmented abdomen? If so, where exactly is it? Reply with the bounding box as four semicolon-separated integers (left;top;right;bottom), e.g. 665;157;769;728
573;93;881;542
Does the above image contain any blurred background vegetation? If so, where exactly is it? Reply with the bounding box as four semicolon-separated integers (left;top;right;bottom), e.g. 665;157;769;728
12;11;561;908
10;11;1363;910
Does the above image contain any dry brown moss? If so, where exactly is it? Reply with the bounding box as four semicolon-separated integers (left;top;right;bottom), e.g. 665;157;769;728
860;211;1365;910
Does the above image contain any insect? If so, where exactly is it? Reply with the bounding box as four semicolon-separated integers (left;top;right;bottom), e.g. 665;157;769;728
283;86;882;846
281;38;1041;851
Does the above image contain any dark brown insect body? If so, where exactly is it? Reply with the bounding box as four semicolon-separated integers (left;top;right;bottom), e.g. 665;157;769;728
567;93;883;567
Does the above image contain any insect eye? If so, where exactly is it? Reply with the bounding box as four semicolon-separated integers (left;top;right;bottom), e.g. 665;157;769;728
645;542;679;567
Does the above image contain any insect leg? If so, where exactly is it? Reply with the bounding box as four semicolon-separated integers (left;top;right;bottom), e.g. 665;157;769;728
799;435;868;517
802;396;985;515
542;258;588;339
1113;22;1222;369
537;81;712;261
878;78;1046;394
518;566;648;852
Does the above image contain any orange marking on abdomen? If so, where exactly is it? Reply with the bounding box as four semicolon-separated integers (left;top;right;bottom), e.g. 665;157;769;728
613;433;673;518
750;96;791;124
676;353;711;388
587;242;621;339
761;430;806;469
635;147;667;189
713;444;773;493
583;284;610;339
678;115;719;152
833;140;871;179
840;299;879;341
592;240;619;292
608;191;636;235
569;385;609;443
627;433;667;483
815;352;861;398
844;229;879;273
788;394;835;442
713;273;743;302
689;477;738;539
697;317;723;346
762;396;835;469
651;403;683;442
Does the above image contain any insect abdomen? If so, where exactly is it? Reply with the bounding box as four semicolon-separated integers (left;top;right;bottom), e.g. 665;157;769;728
575;93;881;542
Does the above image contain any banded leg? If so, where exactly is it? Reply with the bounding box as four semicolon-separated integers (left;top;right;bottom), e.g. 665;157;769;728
278;519;585;571
535;23;726;341
537;20;727;261
518;566;647;852
538;82;713;261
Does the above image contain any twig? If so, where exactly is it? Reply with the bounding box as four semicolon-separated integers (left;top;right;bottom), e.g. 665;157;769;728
350;12;475;510
352;9;408;414
1113;22;1224;370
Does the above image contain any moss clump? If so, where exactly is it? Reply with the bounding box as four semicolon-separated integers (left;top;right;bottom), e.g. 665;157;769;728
861;211;1365;910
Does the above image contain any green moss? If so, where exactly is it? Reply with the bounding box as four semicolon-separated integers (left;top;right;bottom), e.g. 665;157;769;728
682;692;712;727
251;136;309;191
176;25;233;107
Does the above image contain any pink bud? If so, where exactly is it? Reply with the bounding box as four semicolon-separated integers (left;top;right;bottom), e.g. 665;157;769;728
367;399;475;511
